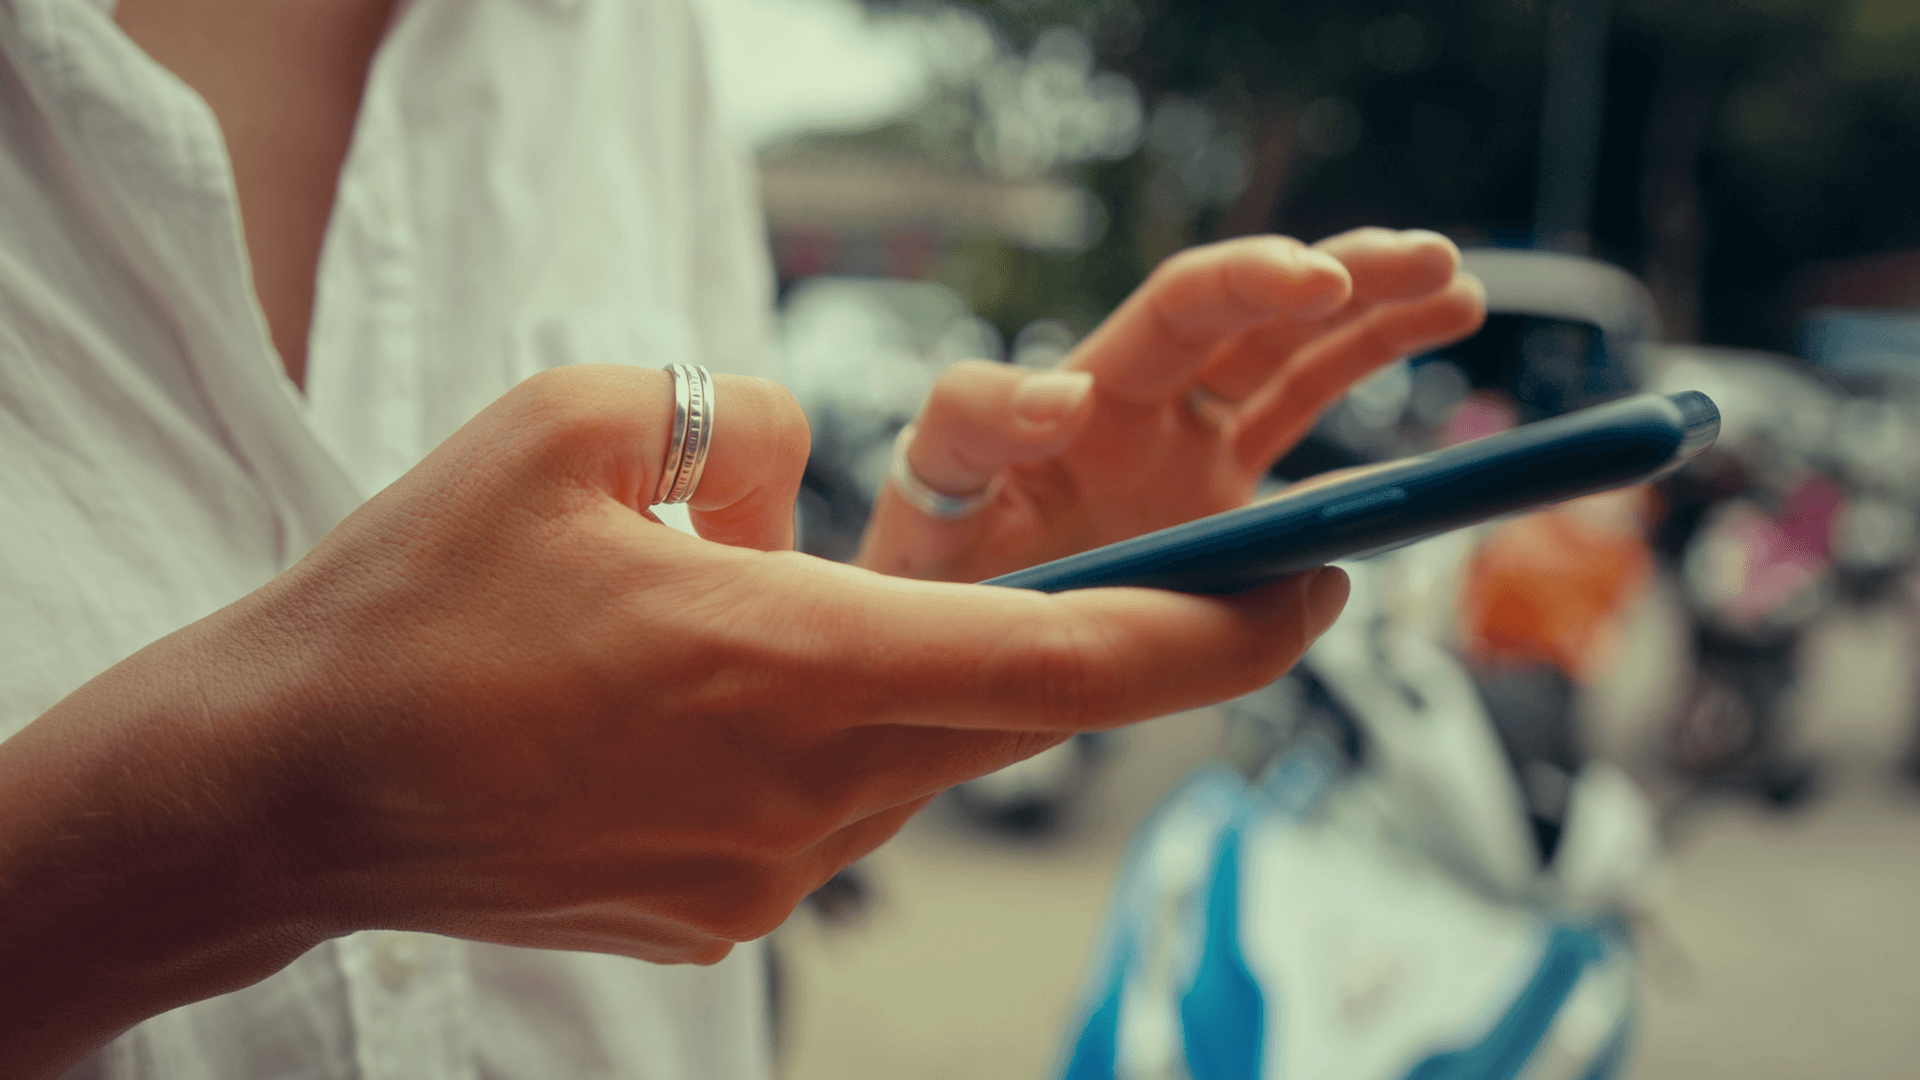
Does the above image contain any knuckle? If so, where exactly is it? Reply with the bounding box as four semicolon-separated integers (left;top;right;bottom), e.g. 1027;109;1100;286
508;375;632;466
752;799;845;864
696;863;806;943
726;903;795;944
509;363;581;401
800;771;873;836
505;366;588;430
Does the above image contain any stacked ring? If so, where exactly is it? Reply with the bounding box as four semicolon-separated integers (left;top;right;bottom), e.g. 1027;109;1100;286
654;363;715;505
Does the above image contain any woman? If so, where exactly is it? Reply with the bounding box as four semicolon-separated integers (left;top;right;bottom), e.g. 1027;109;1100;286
0;0;1484;1075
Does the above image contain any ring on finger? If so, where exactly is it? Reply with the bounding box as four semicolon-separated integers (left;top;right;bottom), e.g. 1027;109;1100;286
654;363;715;505
888;423;1002;520
1186;384;1244;428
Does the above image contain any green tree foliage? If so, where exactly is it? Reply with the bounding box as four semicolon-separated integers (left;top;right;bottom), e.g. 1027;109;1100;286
873;0;1920;351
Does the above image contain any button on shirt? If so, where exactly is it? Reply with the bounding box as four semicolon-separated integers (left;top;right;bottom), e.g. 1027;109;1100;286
0;0;777;1076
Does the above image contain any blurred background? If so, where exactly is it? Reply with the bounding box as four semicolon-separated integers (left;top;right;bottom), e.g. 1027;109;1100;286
691;0;1920;1076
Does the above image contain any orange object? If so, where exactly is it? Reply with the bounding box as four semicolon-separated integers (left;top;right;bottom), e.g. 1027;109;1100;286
1461;488;1655;679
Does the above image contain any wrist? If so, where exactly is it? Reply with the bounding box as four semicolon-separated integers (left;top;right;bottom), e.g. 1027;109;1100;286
0;600;346;1075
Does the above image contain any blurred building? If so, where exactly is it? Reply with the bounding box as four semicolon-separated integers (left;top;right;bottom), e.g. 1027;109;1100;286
760;146;1095;282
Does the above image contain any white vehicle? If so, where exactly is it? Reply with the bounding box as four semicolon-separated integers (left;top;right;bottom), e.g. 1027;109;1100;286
1053;555;1659;1080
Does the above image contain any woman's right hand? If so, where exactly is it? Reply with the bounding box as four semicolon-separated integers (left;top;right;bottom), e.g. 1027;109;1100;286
0;364;1346;1075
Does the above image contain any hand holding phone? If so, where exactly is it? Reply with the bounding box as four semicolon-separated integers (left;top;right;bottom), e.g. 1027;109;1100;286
984;391;1718;594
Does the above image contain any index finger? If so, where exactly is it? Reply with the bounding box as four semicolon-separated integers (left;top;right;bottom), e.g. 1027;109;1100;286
1067;236;1352;404
787;557;1351;732
1314;227;1463;307
1191;229;1472;404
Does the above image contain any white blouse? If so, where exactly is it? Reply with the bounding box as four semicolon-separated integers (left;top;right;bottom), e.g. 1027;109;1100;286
0;0;779;1076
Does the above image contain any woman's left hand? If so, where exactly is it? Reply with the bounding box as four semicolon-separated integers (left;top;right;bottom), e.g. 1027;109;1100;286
858;227;1488;582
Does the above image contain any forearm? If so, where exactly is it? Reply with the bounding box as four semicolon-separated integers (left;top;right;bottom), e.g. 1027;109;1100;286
0;614;330;1078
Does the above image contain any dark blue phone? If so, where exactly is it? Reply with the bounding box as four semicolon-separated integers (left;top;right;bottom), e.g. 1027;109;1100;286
982;391;1718;595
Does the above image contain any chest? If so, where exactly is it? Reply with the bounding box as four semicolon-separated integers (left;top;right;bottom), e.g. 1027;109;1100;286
302;0;726;492
113;0;401;388
0;0;763;716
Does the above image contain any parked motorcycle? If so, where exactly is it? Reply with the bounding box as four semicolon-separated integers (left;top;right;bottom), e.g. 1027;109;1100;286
1057;553;1658;1080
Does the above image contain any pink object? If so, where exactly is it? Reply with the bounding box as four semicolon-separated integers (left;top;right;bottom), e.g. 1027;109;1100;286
1778;474;1843;561
1443;392;1518;446
1692;498;1828;627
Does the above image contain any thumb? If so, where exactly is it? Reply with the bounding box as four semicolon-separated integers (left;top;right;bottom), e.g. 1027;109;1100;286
502;365;809;552
905;359;1097;498
683;374;811;551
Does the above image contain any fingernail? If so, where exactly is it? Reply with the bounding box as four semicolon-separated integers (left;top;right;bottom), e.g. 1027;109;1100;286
1404;228;1460;260
1012;370;1094;428
1305;566;1350;637
1279;249;1351;318
1252;236;1306;269
1302;247;1349;274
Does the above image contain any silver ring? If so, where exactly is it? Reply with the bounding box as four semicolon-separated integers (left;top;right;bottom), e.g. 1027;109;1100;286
888;423;1001;520
654;364;715;505
1186;384;1242;428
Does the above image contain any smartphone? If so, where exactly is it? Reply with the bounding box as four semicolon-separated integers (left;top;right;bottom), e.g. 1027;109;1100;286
982;390;1718;594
